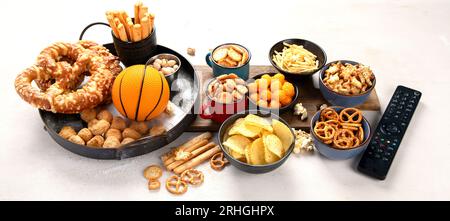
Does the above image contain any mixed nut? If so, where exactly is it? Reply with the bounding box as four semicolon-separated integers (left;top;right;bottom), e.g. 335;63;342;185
150;55;180;76
207;74;248;104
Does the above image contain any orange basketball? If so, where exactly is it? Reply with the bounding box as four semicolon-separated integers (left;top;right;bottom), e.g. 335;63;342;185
112;65;170;122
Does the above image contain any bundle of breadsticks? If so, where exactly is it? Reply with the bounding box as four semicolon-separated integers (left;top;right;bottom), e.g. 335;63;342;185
106;1;155;42
161;132;222;174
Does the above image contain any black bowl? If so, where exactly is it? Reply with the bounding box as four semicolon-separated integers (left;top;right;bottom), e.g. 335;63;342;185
247;73;299;114
218;110;295;174
269;38;327;76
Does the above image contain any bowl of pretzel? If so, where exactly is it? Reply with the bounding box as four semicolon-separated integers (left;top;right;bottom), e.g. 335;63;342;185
319;60;376;107
310;107;371;160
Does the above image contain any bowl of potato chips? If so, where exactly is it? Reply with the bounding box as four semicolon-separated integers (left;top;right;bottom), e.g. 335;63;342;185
319;60;376;107
269;39;327;76
218;110;295;173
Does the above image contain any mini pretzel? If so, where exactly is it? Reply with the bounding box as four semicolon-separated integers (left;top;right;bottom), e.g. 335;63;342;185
320;108;339;121
180;169;204;185
166;175;188;195
357;126;364;142
339;108;363;123
314;122;336;141
143;165;163;180
333;129;355;149
148;180;161;190
210;152;229;171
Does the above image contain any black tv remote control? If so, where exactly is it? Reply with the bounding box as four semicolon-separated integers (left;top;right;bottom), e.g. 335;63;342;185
358;85;422;180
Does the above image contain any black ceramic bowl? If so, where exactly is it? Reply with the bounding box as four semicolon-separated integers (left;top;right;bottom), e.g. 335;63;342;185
247;73;299;114
269;38;327;76
218;110;295;174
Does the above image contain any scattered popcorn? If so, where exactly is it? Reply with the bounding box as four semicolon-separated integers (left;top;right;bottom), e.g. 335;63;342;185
293;129;315;154
294;103;308;121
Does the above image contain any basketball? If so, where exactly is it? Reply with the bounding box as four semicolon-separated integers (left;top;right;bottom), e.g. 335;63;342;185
112;65;170;122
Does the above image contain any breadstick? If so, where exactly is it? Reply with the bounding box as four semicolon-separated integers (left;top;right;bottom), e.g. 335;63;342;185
117;11;128;29
117;24;128;42
139;6;148;22
167;142;216;171
140;16;150;39
148;13;155;34
173;146;221;174
107;15;120;38
127;20;134;42
113;18;121;27
161;132;212;162
163;139;208;167
134;2;141;24
133;24;142;42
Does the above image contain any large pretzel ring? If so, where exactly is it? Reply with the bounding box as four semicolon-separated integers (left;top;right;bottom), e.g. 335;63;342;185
210;152;229;171
14;41;122;113
165;175;188;195
339;108;363;123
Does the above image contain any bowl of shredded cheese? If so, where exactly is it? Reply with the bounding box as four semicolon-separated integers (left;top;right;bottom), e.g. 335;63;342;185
269;39;327;76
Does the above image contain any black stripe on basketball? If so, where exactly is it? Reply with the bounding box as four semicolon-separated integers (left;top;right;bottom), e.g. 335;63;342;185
134;67;147;121
118;74;128;118
144;73;164;121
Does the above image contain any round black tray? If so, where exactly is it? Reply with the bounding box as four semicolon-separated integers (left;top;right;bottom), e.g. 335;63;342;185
40;44;200;160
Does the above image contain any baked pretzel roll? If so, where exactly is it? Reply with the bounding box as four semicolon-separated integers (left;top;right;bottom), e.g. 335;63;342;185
14;41;122;113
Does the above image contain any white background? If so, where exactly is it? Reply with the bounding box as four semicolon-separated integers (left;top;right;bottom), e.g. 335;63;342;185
1;0;449;200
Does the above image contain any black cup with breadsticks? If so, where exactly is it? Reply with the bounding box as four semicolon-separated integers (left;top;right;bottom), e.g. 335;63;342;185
106;1;157;66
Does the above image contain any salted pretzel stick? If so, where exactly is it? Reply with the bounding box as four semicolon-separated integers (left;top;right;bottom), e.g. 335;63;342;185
117;24;128;42
173;146;221;174
117;11;127;29
140;16;150;39
162;139;208;167
134;2;142;24
139;6;148;22
148;13;155;34
167;142;216;171
127;20;134;42
133;24;142;42
107;16;119;38
161;132;212;163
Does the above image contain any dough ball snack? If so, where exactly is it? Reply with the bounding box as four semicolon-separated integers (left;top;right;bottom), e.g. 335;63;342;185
57;108;166;148
15;41;122;114
313;108;365;149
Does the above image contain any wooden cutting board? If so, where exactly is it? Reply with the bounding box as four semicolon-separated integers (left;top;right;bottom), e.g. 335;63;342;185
186;65;381;132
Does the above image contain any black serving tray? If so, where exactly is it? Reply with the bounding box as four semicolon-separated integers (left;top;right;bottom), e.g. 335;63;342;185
39;44;200;160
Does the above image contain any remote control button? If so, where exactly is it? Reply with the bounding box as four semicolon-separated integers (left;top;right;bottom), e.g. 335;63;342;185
387;147;395;152
374;154;381;159
382;157;390;162
414;91;421;96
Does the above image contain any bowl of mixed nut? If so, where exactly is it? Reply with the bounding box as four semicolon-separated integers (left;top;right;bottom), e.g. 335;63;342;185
319;60;376;107
147;53;181;86
200;73;249;123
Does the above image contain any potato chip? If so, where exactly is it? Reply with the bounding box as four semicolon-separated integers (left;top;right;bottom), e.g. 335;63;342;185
229;149;245;161
244;114;273;133
229;121;262;138
249;138;266;165
245;143;252;164
264;144;280;164
263;134;284;158
272;119;294;152
223;135;252;155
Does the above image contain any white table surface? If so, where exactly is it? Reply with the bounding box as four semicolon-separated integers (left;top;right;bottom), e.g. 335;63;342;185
1;0;449;201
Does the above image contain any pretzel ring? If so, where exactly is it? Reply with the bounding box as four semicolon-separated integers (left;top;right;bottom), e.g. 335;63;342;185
165;175;188;195
14;41;122;114
210;152;229;171
339;108;363;123
357;126;364;142
320;108;339;121
143;165;163;180
148;180;161;190
314;122;336;142
180;169;204;186
333;129;356;149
